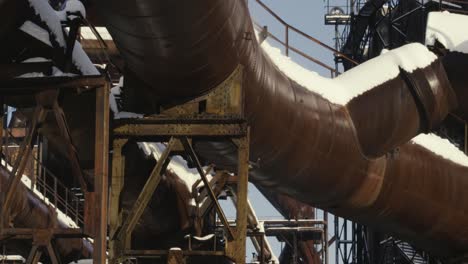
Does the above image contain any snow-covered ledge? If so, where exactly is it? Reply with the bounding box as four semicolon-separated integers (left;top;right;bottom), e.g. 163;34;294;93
261;40;437;105
426;11;468;54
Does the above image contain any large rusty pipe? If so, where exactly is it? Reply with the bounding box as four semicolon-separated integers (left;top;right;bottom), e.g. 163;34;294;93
97;0;468;257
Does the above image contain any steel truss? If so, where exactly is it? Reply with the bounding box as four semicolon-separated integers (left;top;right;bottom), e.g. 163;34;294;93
0;75;109;263
109;66;251;264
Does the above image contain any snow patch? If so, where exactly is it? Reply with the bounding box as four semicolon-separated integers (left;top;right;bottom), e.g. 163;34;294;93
110;77;123;114
260;40;436;105
80;27;113;41
56;0;86;21
16;72;46;78
15;67;77;78
138;142;203;189
22;57;50;63
27;0;99;75
109;77;146;119
72;41;100;75
20;21;52;46
411;133;468;167
114;112;144;119
426;11;468;54
28;0;65;47
52;66;78;77
67;259;108;264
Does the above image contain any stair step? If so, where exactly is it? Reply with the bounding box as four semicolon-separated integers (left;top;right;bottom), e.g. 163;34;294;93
395;241;427;264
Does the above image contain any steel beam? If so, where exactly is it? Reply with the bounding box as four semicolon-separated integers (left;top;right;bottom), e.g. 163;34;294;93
181;137;234;240
109;138;128;259
2;107;46;226
0;76;105;95
125;250;226;257
52;101;88;192
115;137;176;244
114;122;247;137
93;83;110;264
225;130;249;264
25;245;41;264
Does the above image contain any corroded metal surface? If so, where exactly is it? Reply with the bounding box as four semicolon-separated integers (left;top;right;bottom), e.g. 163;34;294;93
98;0;468;257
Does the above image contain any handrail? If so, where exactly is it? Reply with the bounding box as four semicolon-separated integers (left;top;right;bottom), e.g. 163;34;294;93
253;0;359;66
254;23;338;77
36;162;85;226
3;130;85;226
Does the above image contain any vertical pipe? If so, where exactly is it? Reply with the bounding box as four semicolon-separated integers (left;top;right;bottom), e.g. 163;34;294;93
93;82;110;263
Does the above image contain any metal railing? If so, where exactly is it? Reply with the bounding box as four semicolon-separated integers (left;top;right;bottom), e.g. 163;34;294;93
34;159;84;227
2;131;84;227
252;0;359;77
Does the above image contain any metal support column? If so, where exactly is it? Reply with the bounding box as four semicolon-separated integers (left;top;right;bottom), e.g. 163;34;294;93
93;82;110;263
225;132;249;264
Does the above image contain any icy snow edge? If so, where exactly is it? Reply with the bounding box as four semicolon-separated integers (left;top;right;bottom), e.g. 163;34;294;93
28;0;99;75
426;11;468;54
411;133;468;167
260;40;436;105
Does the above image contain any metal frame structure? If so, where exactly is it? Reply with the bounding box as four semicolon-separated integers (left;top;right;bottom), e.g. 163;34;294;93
109;66;250;264
0;75;109;263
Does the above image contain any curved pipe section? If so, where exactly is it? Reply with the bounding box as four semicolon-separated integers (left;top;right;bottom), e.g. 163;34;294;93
99;0;468;257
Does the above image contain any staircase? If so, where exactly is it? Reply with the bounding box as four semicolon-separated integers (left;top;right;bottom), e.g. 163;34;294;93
381;237;428;264
32;162;85;227
395;240;428;264
3;128;85;228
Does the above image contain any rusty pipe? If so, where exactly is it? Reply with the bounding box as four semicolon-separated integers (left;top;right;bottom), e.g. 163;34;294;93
97;0;468;257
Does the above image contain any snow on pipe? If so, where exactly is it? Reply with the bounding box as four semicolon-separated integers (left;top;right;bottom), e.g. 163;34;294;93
0;165;92;262
98;0;468;257
426;11;468;122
